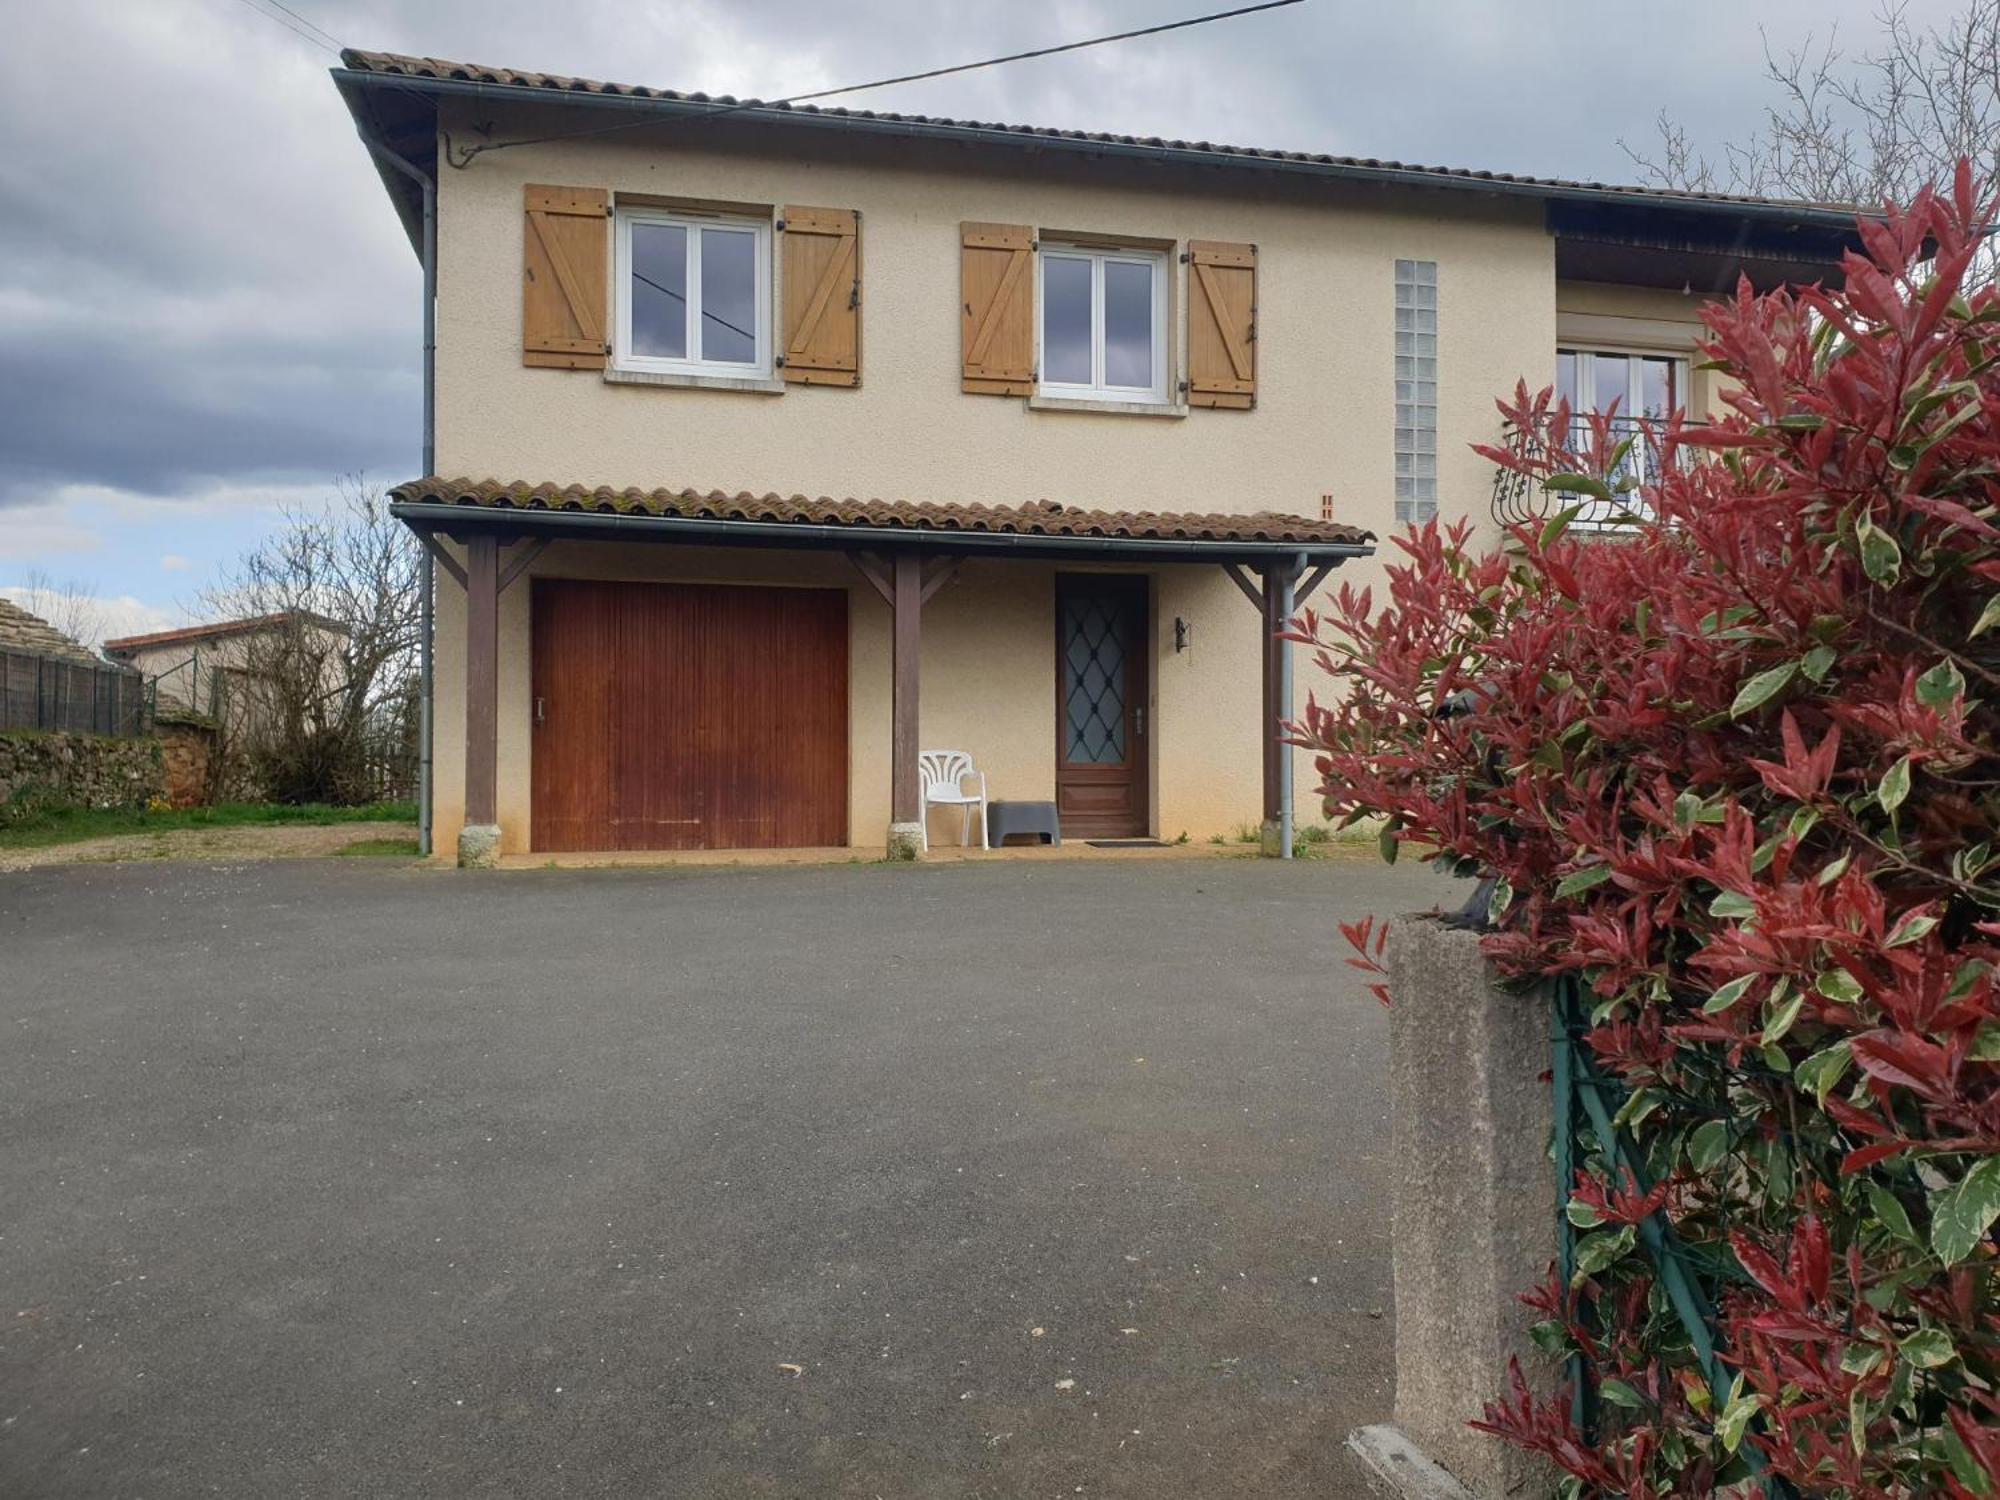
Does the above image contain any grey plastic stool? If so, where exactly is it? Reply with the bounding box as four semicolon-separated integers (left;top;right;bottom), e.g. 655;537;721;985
986;800;1061;847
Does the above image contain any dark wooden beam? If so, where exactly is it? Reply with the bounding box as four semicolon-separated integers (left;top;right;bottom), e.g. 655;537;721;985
421;532;468;591
919;556;961;605
892;552;923;827
464;532;499;829
1261;566;1283;827
498;537;550;594
846;551;895;608
1221;561;1263;610
1294;561;1336;608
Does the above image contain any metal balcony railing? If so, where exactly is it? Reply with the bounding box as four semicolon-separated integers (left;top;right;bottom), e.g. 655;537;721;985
1490;415;1698;530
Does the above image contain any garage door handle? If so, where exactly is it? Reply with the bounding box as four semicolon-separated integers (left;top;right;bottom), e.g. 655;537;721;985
534;696;546;725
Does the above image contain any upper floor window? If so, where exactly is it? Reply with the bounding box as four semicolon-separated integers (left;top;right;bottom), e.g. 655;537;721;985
1554;348;1691;522
1038;245;1169;404
614;208;772;379
1556;349;1684;424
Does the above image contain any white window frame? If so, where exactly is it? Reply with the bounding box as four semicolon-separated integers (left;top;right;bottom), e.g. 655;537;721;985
1557;347;1689;424
612;207;772;379
1036;244;1171;404
1556;347;1692;526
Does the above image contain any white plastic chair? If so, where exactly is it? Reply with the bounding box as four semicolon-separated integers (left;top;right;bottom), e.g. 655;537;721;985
919;750;989;849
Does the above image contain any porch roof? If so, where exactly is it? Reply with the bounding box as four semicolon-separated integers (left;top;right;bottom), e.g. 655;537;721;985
389;477;1374;564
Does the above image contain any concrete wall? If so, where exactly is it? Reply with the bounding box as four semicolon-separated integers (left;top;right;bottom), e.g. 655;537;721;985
1381;918;1557;1498
422;103;1723;851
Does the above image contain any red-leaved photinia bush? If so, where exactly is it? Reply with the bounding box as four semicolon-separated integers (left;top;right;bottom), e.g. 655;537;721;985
1298;167;1998;1498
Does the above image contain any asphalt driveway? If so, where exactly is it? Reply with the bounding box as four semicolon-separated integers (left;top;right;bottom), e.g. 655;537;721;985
1;854;1456;1499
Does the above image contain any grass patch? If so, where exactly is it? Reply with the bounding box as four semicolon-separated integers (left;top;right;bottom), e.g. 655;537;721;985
334;836;423;858
0;800;417;851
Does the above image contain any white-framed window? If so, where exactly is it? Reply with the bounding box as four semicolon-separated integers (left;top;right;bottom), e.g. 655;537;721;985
613;207;772;378
1555;348;1691;524
1037;244;1170;403
1556;348;1686;426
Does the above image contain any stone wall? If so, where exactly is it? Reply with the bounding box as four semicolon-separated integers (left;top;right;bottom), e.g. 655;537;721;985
157;720;217;808
0;731;164;820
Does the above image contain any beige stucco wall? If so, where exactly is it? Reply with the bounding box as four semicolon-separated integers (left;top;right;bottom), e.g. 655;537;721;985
420;103;1717;851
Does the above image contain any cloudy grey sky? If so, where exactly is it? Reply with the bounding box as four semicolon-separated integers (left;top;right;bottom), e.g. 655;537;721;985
0;0;1938;637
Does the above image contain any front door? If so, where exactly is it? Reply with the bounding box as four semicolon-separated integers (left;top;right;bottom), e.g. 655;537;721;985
1055;574;1150;839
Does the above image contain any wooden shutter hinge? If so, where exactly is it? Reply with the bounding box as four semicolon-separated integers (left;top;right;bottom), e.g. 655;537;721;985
775;217;786;231
775;355;787;368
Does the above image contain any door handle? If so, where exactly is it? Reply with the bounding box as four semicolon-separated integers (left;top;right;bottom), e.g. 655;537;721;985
534;696;546;725
1134;705;1146;737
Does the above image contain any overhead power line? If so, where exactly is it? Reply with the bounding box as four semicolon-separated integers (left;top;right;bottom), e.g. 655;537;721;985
218;0;1309;178
442;0;1306;168
226;0;339;54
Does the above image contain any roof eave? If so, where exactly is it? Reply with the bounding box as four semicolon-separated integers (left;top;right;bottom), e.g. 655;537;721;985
389;500;1374;564
329;67;1869;238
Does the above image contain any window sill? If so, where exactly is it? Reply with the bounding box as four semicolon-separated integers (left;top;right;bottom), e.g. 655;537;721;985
605;367;786;395
1027;394;1188;419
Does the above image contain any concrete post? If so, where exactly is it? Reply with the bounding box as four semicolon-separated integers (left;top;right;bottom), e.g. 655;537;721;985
1351;917;1557;1499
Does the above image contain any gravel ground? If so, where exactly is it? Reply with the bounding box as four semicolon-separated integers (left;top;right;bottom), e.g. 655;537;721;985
0;820;417;872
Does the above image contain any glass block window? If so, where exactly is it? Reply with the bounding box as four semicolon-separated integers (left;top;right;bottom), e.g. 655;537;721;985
1394;259;1439;525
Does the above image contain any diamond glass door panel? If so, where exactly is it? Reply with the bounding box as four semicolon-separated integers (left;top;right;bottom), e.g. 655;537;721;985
1055;574;1149;838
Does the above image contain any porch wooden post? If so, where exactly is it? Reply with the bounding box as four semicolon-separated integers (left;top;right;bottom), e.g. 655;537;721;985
888;550;924;856
461;530;501;866
1260;565;1283;852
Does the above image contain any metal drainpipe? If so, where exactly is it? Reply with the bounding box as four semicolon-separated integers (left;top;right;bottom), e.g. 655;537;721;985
367;138;437;856
1278;551;1303;861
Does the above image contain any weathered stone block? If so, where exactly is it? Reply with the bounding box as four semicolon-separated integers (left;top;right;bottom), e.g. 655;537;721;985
457;822;501;869
1380;917;1558;1499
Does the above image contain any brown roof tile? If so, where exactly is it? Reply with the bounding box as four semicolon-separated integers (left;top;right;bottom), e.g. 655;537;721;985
0;597;106;668
389;478;1373;548
102;611;348;655
338;49;1864;221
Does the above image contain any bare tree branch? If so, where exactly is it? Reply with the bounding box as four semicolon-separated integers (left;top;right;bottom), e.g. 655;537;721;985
202;476;420;803
1621;0;2000;207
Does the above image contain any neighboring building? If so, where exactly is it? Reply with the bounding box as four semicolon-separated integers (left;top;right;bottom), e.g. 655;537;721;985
103;611;348;725
332;51;1863;862
0;598;148;737
0;598;102;668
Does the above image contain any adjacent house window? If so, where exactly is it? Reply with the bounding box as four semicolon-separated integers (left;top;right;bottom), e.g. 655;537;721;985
1038;245;1170;403
1394;260;1439;525
613;209;772;378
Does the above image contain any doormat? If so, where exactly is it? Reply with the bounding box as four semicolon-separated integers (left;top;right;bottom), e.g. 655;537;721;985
1085;839;1172;849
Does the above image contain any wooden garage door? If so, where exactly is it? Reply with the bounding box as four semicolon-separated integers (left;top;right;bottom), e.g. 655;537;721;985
530;579;848;851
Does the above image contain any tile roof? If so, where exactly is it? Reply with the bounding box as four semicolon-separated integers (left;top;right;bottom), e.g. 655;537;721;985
389;478;1373;548
338;50;1862;222
102;611;348;655
0;597;106;668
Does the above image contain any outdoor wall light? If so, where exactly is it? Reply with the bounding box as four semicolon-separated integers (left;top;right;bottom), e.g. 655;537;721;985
1174;616;1192;653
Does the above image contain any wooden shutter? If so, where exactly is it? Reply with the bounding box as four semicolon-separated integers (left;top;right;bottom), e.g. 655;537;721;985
523;185;608;369
780;207;860;386
961;222;1035;395
1186;241;1256;409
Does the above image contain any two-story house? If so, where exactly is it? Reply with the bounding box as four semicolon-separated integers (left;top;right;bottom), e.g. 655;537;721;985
332;51;1862;866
